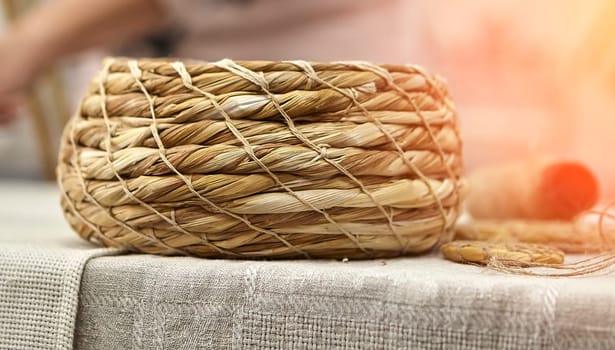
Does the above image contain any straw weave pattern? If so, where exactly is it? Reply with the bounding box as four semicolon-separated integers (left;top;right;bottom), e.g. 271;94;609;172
57;58;464;258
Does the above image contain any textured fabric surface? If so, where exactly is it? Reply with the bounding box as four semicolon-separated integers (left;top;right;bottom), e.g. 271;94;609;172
75;255;615;350
0;244;118;350
0;181;121;349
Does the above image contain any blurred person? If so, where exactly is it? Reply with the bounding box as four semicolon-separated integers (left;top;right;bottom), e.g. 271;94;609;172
0;0;407;124
0;0;167;124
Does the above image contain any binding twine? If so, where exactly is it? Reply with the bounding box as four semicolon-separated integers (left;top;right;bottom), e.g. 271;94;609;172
445;206;615;277
57;58;465;259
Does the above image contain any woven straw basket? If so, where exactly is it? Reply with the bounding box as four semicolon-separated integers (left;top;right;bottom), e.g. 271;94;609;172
57;57;465;259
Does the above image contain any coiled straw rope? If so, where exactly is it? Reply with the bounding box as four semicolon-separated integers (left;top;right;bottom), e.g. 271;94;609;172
58;58;465;259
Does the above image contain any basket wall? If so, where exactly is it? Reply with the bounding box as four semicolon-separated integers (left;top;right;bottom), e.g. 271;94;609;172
57;58;465;259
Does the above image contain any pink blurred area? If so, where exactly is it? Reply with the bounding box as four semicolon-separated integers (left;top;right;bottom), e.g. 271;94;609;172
130;0;615;200
416;0;615;197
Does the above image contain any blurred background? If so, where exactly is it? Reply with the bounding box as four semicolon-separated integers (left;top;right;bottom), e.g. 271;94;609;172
1;0;614;196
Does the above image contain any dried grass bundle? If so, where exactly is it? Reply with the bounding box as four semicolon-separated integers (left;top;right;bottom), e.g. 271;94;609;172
441;240;565;266
57;58;465;259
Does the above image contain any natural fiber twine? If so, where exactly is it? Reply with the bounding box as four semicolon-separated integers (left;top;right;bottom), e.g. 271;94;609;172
450;206;615;276
57;58;465;259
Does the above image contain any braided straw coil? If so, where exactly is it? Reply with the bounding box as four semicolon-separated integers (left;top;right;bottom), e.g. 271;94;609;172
57;58;465;259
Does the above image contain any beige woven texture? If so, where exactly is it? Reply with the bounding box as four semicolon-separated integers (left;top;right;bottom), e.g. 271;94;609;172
58;58;465;259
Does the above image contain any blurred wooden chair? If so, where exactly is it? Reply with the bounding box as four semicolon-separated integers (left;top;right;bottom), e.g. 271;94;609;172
2;0;70;180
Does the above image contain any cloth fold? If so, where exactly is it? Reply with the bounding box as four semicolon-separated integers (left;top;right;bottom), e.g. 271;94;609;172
0;243;120;350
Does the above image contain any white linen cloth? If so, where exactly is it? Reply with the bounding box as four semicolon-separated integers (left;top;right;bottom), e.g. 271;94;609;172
0;182;120;349
75;254;615;349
